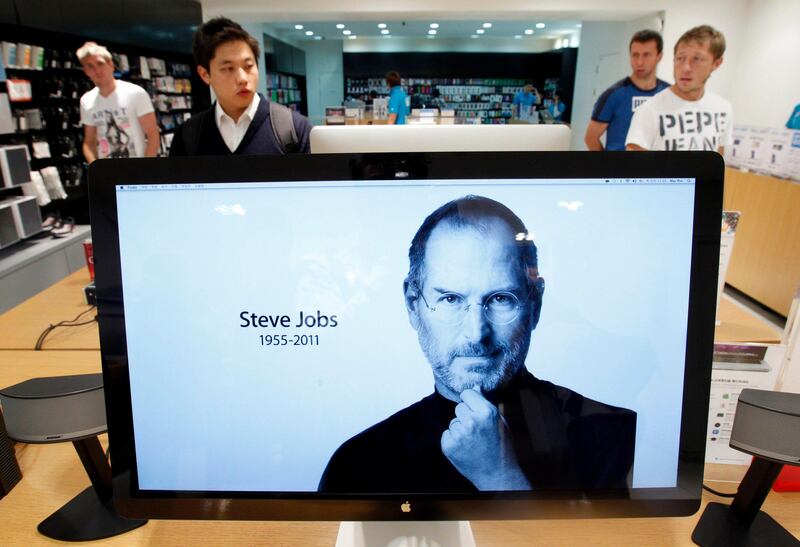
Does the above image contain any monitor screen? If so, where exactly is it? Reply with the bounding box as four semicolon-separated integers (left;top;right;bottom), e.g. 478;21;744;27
90;152;722;521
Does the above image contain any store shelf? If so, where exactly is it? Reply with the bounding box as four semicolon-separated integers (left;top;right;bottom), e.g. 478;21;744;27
0;224;90;314
346;76;526;125
266;72;306;114
153;90;192;96
0;21;208;226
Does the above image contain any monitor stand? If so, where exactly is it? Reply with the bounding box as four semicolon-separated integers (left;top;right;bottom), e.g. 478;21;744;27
37;436;147;541
692;457;799;547
336;521;476;547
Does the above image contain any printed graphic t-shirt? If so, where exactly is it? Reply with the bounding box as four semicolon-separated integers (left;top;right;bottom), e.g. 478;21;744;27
626;87;733;151
591;77;670;151
80;80;155;159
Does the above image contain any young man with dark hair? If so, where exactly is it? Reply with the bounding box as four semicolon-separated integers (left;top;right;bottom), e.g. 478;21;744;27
585;30;669;151
170;17;312;156
626;25;731;153
385;70;409;125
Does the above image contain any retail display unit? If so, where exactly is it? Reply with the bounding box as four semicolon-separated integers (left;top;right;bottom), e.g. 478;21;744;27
343;50;577;124
0;22;207;226
263;33;307;115
347;77;527;124
266;72;304;112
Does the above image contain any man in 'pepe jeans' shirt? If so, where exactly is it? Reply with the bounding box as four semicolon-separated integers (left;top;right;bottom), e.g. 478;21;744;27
626;25;732;154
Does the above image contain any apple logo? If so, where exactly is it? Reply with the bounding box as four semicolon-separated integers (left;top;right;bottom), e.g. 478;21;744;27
400;501;411;513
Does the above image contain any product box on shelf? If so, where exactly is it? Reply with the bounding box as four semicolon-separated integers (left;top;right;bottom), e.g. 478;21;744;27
0;145;31;187
725;124;800;182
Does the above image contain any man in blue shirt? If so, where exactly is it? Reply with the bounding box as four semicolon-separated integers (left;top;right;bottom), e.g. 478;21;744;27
585;30;670;151
787;104;800;130
386;71;409;125
512;84;542;119
544;93;566;122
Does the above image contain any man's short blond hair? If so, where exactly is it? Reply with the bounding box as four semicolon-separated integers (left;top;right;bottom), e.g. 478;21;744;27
674;25;726;60
76;41;112;63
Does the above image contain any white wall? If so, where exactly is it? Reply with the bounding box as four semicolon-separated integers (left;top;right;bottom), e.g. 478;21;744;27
730;0;800;128
570;21;630;151
302;40;344;125
656;0;748;100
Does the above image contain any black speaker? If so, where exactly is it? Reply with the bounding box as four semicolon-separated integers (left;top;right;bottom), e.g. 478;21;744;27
0;374;146;541
0;407;23;499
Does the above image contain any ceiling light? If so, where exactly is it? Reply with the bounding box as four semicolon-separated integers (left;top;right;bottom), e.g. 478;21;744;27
348;35;357;40
476;29;485;34
483;22;492;28
514;35;522;39
377;23;387;29
427;35;435;39
536;23;546;29
524;29;534;35
428;29;437;35
336;24;345;29
314;36;322;40
294;24;303;30
381;29;390;35
305;30;314;36
342;30;351;35
471;34;479;39
430;23;439;29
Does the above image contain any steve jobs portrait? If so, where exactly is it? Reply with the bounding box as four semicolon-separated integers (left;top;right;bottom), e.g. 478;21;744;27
318;195;636;493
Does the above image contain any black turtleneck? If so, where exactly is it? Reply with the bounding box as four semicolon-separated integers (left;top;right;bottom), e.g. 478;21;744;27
318;370;636;493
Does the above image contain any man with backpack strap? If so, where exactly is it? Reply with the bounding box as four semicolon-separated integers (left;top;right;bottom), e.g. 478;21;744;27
170;17;312;156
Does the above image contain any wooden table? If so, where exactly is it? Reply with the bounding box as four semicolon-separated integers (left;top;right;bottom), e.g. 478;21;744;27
1;351;798;545
0;269;99;351
715;294;783;343
0;269;791;544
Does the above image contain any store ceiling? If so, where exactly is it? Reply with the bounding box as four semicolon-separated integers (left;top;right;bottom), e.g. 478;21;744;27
268;20;582;41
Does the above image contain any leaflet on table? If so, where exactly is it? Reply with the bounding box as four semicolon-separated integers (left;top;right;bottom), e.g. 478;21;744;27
716;212;740;322
705;343;786;465
725;124;800;182
725;125;748;169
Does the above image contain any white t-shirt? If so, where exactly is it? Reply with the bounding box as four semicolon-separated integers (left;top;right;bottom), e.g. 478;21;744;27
80;80;155;159
626;88;733;151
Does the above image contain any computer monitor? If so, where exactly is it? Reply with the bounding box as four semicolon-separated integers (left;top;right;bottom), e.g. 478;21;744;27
90;152;722;524
309;124;571;153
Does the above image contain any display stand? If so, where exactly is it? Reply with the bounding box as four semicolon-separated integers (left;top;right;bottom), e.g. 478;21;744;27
37;435;147;541
336;521;475;547
0;374;146;540
692;457;799;546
